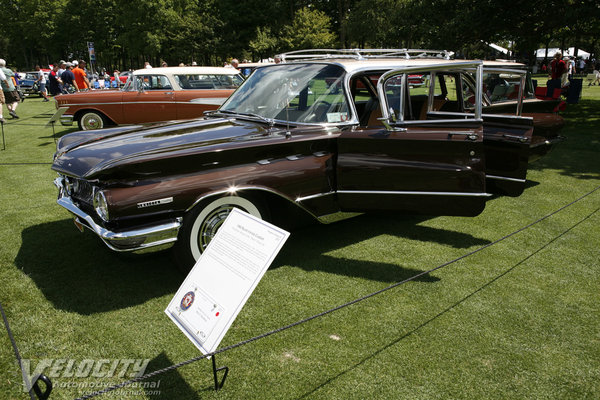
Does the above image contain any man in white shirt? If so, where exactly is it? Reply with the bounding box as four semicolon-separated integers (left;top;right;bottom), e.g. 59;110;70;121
36;65;50;101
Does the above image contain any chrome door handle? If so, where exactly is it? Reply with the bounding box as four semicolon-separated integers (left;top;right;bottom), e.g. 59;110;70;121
448;132;479;140
502;134;528;143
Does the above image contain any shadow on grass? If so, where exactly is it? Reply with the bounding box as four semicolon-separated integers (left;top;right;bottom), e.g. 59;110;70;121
141;352;201;399
16;213;490;314
15;219;183;315
276;213;490;282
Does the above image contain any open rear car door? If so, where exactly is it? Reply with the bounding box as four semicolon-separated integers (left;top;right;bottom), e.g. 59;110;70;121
336;61;490;217
425;66;534;197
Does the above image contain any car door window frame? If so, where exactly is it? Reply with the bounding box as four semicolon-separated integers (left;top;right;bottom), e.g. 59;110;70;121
376;61;484;129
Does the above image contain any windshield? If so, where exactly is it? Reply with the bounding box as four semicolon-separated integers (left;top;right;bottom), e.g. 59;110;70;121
220;64;350;124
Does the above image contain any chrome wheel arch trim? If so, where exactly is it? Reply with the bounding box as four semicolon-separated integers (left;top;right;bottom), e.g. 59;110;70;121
184;186;324;220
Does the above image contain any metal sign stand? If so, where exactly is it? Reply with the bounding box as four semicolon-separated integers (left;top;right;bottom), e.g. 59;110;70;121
46;107;68;144
211;355;228;391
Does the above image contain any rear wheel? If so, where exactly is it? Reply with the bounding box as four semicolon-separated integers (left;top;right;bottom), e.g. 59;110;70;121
173;195;267;272
78;111;106;130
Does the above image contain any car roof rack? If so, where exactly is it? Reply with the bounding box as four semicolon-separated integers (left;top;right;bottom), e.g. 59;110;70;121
278;49;454;62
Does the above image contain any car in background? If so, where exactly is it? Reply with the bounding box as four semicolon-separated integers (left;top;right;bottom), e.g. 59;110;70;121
238;62;273;77
19;71;49;97
110;70;132;84
51;49;565;270
52;66;244;130
474;61;565;163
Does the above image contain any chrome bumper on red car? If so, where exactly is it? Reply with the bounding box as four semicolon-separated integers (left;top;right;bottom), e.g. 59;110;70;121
54;177;181;252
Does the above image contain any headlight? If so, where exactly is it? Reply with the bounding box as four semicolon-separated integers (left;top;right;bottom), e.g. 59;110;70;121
93;190;110;221
64;176;73;195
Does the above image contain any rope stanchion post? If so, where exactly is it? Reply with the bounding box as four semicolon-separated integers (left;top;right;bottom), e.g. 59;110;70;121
31;375;53;400
1;120;5;150
1;300;53;400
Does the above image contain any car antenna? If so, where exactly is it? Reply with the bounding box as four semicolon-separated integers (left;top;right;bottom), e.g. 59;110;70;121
285;98;291;138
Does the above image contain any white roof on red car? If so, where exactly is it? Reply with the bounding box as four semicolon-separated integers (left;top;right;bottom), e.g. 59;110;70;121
132;66;241;76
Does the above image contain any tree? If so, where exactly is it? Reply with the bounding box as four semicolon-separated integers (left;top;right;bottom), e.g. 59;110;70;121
281;6;336;50
249;27;278;60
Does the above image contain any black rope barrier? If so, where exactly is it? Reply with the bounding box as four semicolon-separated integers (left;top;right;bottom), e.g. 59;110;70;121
1;301;36;400
71;184;599;400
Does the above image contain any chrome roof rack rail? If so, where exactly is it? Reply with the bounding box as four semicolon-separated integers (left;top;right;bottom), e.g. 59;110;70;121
278;49;454;62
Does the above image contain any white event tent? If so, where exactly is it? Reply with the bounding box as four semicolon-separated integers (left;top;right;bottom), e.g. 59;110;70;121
536;47;590;60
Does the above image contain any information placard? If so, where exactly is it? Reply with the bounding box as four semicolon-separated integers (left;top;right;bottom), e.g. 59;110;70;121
165;208;289;354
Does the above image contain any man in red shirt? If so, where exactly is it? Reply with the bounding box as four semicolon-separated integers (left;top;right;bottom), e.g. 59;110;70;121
73;60;91;90
550;52;567;80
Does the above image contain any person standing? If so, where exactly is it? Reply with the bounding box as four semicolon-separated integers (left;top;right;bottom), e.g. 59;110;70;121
567;57;575;79
0;58;20;119
61;62;79;93
35;65;50;101
47;64;62;96
73;60;91;90
550;52;567;82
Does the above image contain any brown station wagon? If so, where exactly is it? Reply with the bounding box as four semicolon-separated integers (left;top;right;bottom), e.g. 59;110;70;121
51;50;564;270
53;66;244;130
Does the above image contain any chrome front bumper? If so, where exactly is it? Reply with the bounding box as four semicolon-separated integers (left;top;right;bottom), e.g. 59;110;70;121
54;177;182;252
49;106;74;126
59;114;74;126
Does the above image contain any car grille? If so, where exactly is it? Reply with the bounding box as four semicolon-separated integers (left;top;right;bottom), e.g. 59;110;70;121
68;177;95;205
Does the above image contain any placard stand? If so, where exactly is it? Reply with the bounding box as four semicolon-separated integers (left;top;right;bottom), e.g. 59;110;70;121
46;107;68;144
211;355;229;391
165;209;289;392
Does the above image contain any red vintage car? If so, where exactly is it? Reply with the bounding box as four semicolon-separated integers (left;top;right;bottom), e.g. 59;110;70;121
52;66;244;130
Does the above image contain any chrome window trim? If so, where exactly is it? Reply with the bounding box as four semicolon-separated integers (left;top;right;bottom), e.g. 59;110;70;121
376;61;484;126
390;117;484;126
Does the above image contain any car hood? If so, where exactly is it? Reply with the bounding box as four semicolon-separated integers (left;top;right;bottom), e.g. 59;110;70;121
52;118;307;179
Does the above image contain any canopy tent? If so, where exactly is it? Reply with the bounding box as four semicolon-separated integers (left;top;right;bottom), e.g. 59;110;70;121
536;47;590;60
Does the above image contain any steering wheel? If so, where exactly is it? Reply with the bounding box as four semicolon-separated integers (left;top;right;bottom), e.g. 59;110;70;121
305;100;332;122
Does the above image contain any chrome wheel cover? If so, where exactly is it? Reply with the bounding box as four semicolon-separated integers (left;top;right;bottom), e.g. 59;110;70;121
80;113;103;130
197;204;235;250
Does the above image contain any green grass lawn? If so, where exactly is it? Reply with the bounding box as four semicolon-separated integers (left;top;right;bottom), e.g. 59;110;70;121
1;87;599;399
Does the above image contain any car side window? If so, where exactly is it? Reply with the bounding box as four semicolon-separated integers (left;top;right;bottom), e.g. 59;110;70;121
380;67;481;125
483;72;527;103
138;75;172;90
175;74;244;90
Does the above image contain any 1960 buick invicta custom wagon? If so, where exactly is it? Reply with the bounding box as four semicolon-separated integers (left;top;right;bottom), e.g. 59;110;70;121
52;49;564;270
53;66;244;130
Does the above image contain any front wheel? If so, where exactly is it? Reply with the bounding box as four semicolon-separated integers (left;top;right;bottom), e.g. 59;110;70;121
78;111;106;130
173;195;267;272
